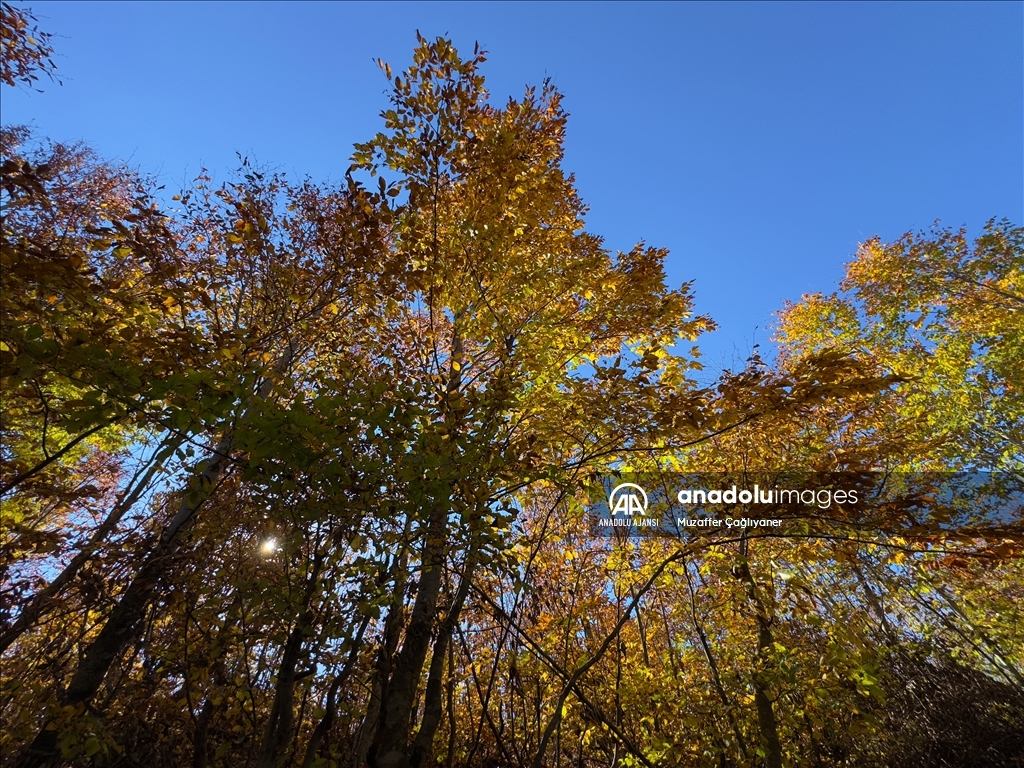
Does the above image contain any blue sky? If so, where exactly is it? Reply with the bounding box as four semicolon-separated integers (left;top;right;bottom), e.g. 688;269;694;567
4;1;1021;373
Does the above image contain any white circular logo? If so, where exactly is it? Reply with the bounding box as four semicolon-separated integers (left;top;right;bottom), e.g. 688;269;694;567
608;483;648;516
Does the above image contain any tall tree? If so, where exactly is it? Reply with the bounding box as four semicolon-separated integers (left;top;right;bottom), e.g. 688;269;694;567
345;36;715;768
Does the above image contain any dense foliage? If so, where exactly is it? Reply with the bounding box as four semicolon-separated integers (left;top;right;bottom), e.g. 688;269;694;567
2;13;1021;768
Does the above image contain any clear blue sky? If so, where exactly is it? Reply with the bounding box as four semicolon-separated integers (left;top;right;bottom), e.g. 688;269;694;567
4;1;1021;373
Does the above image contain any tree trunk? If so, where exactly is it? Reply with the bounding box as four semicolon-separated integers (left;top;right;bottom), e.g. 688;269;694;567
257;609;313;768
17;351;294;768
17;435;233;768
733;543;783;768
300;614;370;768
354;552;410;768
369;503;447;768
192;696;217;768
409;545;480;766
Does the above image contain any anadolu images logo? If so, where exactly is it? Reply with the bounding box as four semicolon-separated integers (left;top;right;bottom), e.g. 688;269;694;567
609;483;649;516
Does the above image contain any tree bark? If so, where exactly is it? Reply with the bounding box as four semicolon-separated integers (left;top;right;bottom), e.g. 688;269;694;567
368;333;464;768
192;696;217;768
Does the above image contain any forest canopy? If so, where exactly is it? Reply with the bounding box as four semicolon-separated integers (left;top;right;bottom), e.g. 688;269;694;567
2;12;1022;768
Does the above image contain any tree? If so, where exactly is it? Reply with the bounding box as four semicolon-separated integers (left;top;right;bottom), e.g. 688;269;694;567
3;10;1021;767
776;220;1024;471
1;2;56;89
344;36;715;768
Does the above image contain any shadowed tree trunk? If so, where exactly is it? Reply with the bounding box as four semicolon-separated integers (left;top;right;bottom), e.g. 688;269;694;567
734;538;783;768
369;502;448;768
409;544;481;766
300;613;370;768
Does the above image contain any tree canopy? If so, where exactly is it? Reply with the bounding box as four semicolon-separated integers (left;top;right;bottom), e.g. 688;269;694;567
2;13;1021;768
